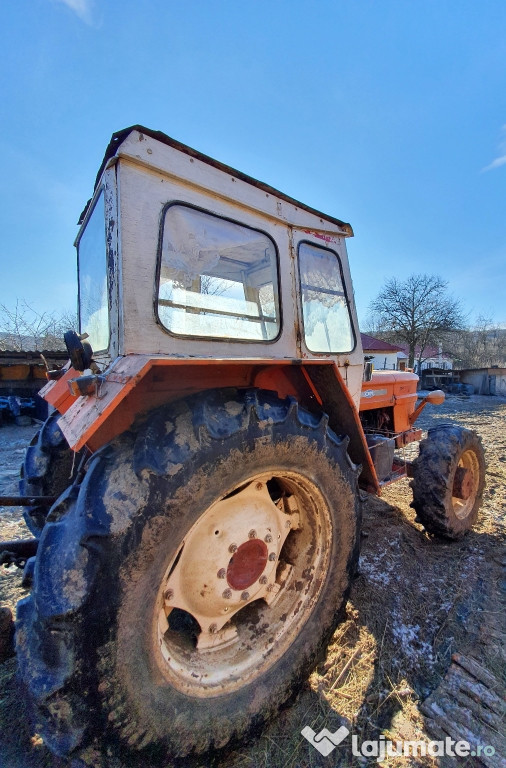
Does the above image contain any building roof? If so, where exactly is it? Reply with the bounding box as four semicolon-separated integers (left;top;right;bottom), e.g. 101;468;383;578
396;343;452;360
0;350;68;363
360;333;405;352
360;335;453;359
458;367;506;375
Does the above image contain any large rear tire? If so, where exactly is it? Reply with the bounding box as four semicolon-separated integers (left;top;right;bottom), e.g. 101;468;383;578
16;388;360;761
410;424;485;540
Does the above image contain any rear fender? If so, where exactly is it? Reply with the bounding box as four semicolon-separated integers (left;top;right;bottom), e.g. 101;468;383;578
55;355;379;492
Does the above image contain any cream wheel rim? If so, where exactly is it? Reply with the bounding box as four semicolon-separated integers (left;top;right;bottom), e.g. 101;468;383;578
154;472;332;697
451;449;480;520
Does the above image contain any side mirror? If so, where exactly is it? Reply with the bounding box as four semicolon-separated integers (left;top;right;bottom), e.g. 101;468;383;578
409;389;445;424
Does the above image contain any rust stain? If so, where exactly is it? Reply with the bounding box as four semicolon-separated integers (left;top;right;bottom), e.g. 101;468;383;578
302;229;336;243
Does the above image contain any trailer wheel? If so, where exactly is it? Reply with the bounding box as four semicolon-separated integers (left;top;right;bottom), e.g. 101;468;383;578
410;424;485;540
19;412;76;536
16;388;360;760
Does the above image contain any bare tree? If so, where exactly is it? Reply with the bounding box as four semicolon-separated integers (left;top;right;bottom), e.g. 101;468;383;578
368;274;466;369
0;300;77;352
449;316;506;369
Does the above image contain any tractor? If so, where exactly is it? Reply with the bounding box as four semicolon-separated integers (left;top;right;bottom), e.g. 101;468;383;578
10;126;485;763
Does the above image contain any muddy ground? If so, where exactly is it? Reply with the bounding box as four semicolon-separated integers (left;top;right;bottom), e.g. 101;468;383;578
0;394;504;768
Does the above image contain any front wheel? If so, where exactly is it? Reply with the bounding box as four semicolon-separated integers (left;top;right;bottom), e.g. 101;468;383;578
16;388;360;761
410;424;485;539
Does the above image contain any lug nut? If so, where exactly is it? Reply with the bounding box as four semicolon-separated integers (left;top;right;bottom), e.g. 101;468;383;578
217;568;226;579
248;529;257;539
259;575;268;585
256;482;263;491
209;623;218;634
264;534;273;543
268;552;276;561
228;543;238;553
241;591;250;601
222;589;232;599
164;589;174;601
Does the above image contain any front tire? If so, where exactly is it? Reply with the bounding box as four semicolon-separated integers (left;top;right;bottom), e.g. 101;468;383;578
410;424;485;539
16;388;360;761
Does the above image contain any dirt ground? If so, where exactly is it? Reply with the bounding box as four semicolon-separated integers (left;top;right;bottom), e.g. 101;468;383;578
0;394;504;768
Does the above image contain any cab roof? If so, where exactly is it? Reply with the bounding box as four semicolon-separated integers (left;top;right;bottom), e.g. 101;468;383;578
83;124;353;236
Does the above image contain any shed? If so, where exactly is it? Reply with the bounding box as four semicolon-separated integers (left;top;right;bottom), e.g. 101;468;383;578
457;367;506;396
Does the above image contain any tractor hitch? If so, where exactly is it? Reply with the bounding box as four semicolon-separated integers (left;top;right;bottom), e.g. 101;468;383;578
0;538;38;561
0;495;57;507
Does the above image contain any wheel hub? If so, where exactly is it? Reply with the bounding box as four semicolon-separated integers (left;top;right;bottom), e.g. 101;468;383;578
160;478;299;649
452;466;474;501
226;539;268;590
452;449;481;519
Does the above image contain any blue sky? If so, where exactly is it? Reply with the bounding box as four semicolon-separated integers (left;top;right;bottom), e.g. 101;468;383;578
1;0;505;328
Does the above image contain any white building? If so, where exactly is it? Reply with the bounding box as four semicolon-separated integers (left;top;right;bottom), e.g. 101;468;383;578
360;333;406;370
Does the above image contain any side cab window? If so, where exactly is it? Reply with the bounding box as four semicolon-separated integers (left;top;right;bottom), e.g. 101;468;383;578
77;190;109;352
298;241;355;354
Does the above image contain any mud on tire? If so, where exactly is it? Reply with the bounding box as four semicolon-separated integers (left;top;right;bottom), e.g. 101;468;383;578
410;424;485;540
19;411;77;536
16;388;361;762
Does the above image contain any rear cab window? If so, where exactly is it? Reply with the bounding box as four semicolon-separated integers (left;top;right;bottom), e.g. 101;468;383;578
157;205;281;342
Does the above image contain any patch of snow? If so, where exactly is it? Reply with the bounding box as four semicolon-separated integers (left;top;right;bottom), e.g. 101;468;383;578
359;536;400;586
390;608;435;669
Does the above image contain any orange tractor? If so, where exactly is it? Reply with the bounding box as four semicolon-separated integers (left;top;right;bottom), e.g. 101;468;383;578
11;126;484;763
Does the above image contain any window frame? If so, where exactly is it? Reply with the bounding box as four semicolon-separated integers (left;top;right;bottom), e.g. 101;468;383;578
297;239;356;355
76;186;110;354
154;201;283;344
